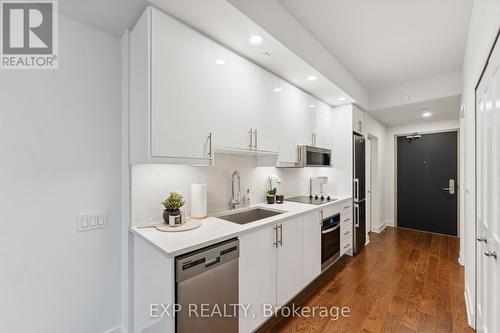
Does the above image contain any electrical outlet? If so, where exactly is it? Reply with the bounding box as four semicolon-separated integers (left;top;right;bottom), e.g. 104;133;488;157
78;212;107;232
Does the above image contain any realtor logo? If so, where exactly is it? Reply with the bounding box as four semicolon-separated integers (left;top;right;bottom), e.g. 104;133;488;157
1;0;58;69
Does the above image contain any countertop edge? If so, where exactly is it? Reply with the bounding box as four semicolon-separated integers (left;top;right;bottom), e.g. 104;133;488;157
131;195;352;257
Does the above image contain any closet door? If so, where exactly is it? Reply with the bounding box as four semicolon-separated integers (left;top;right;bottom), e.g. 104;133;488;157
476;37;500;333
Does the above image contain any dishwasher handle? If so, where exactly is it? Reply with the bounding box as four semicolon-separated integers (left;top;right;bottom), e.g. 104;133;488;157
175;238;239;282
205;256;220;268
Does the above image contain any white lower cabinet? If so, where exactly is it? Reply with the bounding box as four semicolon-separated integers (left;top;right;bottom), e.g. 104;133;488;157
239;224;277;333
301;211;322;286
239;215;312;333
340;203;353;256
276;217;303;307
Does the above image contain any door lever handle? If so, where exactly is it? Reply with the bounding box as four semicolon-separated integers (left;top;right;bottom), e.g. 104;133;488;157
477;236;487;243
484;251;497;259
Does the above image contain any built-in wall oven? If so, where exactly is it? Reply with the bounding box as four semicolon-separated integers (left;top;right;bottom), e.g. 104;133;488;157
321;211;341;271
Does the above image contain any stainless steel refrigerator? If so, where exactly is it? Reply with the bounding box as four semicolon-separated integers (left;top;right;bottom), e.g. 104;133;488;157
353;132;366;254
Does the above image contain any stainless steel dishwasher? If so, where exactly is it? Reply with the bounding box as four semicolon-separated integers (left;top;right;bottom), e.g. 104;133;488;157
175;238;239;333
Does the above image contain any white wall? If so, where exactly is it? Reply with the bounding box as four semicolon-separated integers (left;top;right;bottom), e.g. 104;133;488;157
383;119;460;227
0;16;122;333
363;113;387;231
461;0;500;326
131;153;347;225
369;71;463;111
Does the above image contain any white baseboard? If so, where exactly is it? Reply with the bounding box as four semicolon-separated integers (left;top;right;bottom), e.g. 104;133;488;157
371;220;392;233
103;325;122;333
464;283;475;329
458;252;464;266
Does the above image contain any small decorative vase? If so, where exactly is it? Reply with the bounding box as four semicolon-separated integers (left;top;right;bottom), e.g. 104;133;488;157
266;195;275;204
163;209;182;226
276;194;284;204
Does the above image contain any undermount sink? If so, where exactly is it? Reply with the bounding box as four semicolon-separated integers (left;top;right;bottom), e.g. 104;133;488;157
218;208;285;225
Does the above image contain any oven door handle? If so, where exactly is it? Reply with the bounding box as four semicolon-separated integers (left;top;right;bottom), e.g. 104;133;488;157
322;224;340;234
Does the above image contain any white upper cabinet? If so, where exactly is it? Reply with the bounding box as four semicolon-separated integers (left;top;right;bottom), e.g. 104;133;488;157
277;81;318;166
315;100;333;149
129;7;279;165
211;43;279;153
150;8;215;162
352;105;364;134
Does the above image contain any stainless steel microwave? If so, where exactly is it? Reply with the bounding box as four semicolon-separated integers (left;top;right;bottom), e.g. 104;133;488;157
297;145;332;167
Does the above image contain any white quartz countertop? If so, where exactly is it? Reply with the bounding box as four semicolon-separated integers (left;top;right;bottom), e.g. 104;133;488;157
131;194;352;257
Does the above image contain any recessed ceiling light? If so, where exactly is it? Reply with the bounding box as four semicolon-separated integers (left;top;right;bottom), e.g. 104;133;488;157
422;112;432;118
250;35;264;45
215;59;225;65
274;88;282;92
307;75;317;81
309;104;316;108
339;97;346;102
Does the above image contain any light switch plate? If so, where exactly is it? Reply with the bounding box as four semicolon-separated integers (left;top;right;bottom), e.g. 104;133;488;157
78;212;107;232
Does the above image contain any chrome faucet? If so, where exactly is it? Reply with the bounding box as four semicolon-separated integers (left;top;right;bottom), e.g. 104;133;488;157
230;171;241;209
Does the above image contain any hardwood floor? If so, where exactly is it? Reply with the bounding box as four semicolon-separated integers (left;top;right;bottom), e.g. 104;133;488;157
256;227;473;333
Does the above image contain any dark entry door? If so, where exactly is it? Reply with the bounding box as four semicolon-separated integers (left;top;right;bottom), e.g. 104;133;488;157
397;131;458;236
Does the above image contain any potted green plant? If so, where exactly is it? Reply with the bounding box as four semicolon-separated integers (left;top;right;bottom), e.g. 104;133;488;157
161;192;185;226
266;175;281;204
266;188;277;204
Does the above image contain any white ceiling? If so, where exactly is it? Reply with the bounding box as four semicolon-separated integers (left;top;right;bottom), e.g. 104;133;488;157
60;0;355;106
59;0;148;37
278;0;472;91
59;0;469;126
369;95;461;127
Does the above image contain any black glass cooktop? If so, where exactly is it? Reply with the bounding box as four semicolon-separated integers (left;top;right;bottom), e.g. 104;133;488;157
286;195;337;205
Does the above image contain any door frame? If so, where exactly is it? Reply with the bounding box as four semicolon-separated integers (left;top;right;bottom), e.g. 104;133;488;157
366;134;379;234
474;27;500;332
394;128;460;236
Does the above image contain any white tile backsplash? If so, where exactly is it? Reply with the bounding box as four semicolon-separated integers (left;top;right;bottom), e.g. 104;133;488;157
131;153;344;225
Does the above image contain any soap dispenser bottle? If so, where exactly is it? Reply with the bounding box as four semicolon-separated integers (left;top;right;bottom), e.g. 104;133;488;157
245;188;251;206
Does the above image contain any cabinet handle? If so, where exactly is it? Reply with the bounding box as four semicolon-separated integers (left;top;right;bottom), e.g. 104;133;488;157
207;132;213;159
344;244;350;249
273;225;278;248
477;236;487;243
278;224;283;247
248;128;253;149
344;205;351;209
344;231;350;236
253;129;258;150
343;218;351;222
484;251;497;259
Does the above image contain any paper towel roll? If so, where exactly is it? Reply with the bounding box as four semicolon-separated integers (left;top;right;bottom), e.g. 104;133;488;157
190;183;207;219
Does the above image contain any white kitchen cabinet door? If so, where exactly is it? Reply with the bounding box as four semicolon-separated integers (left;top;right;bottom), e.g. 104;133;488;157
150;8;214;161
211;42;279;153
315;101;333;149
476;40;500;333
276;217;303;307
302;211;321;286
278;81;316;165
239;225;277;333
340;206;353;256
352;106;364;134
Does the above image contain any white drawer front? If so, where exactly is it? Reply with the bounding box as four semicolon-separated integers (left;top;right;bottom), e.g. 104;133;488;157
341;202;352;215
